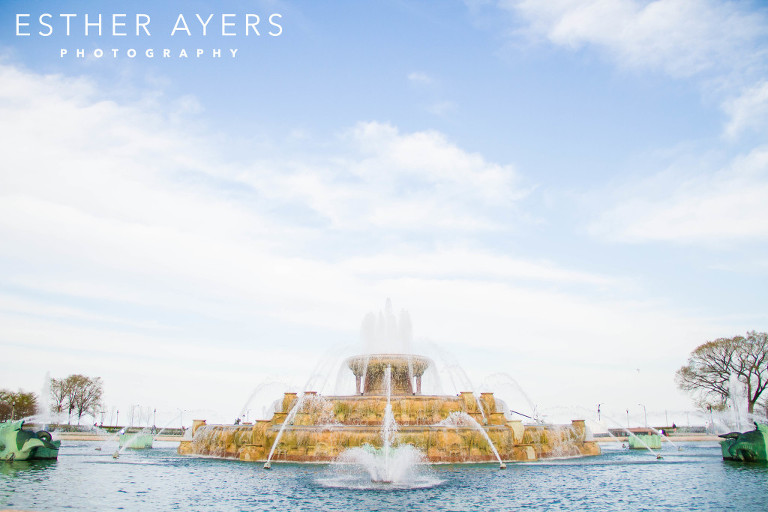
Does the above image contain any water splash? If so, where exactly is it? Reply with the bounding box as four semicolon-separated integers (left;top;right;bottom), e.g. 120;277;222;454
263;345;359;468
317;366;443;489
263;391;306;469
645;425;681;451
480;373;541;422
437;411;506;468
599;413;663;459
318;445;441;490
727;375;751;431
382;366;395;480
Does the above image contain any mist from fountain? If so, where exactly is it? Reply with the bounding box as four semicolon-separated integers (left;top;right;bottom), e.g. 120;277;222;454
238;380;291;422
381;366;395;481
683;376;768;435
543;404;679;453
39;372;52;430
708;409;765;435
354;300;415;397
317;366;443;489
262;345;362;468
727;375;752;431
480;373;542;422
310;344;361;396
423;343;491;424
348;303;498;402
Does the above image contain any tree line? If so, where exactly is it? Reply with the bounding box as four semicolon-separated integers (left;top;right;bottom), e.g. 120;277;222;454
0;389;38;421
0;374;103;424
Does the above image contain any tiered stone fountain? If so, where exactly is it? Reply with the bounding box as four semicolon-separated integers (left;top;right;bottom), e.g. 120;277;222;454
178;352;600;464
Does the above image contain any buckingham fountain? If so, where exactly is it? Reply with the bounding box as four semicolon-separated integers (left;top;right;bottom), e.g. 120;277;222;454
178;301;600;468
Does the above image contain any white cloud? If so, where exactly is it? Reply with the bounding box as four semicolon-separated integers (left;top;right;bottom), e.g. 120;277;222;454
348;121;521;204
407;71;433;85
491;1;768;245
589;146;768;243
229;121;526;233
0;62;549;350
407;71;458;117
723;81;768;139
499;0;768;139
343;249;615;287
502;0;767;78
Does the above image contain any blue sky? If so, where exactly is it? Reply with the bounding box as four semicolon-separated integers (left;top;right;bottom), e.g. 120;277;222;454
1;0;767;428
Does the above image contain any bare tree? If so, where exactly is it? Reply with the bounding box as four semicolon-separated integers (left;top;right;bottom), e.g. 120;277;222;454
72;376;103;424
65;375;82;424
677;331;768;413
736;332;768;414
49;377;70;415
49;374;104;424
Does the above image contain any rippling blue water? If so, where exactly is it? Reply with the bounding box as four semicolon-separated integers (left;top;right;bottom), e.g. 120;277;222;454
2;441;767;511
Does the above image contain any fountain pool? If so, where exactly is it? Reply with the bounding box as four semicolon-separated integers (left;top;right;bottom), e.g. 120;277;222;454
3;440;768;511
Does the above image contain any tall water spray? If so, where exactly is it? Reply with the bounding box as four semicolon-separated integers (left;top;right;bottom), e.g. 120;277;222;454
381;366;396;482
318;364;442;489
728;375;751;431
361;299;413;354
263;392;305;469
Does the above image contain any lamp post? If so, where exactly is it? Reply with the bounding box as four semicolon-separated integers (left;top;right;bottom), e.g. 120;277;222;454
638;403;647;427
626;409;630;428
116;410;119;428
597;403;601;422
153;408;157;428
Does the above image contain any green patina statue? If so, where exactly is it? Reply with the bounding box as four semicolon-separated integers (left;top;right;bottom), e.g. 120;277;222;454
720;422;768;462
0;420;60;461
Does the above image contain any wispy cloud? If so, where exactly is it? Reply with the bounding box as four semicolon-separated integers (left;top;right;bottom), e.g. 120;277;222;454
723;81;768;139
406;71;458;117
0;61;606;337
229;120;527;233
427;100;457;116
501;0;767;78
498;0;768;139
588;146;768;244
491;0;768;247
408;71;433;85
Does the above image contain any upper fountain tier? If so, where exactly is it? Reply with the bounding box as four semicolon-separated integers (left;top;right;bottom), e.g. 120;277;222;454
346;354;432;396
